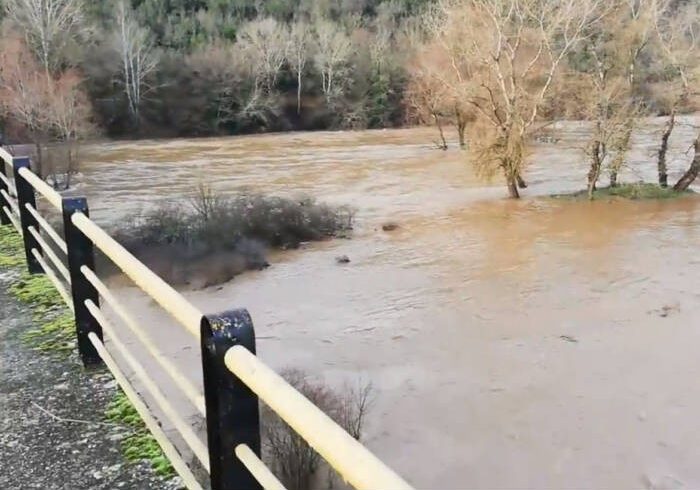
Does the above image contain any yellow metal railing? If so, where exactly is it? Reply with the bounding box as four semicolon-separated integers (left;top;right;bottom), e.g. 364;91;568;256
71;212;203;337
226;345;412;490
80;265;206;415
88;332;203;490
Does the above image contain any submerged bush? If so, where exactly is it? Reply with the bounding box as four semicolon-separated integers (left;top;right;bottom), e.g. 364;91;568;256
262;369;373;490
112;187;354;286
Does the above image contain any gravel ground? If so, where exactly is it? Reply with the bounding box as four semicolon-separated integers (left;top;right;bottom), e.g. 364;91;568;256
0;272;179;490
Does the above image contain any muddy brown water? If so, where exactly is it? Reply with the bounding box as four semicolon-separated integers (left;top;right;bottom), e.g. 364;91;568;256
74;117;700;489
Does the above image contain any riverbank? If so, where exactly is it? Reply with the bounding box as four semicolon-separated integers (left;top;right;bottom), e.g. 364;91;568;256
0;226;180;490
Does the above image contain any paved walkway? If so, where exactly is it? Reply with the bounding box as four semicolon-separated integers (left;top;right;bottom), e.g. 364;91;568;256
0;274;176;489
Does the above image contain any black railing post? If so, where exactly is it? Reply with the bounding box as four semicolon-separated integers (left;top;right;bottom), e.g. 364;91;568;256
13;156;42;273
62;197;103;366
201;308;262;490
0;155;11;226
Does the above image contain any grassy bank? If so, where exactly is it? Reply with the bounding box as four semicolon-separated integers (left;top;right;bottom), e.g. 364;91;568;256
551;183;696;201
0;224;174;480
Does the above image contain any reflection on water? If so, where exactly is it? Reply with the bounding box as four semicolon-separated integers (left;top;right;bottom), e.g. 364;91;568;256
81;117;700;489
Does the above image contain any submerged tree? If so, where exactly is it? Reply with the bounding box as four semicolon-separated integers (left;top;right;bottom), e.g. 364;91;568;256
674;135;700;191
605;0;657;189
405;42;452;150
653;0;700;190
421;0;606;198
567;0;656;198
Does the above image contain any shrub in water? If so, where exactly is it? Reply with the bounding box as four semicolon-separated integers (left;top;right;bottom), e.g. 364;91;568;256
112;187;354;286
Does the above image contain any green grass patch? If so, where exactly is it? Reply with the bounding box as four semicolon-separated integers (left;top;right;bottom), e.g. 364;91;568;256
10;271;64;309
0;228;25;267
0;225;74;356
21;311;76;353
105;391;175;478
552;183;695;201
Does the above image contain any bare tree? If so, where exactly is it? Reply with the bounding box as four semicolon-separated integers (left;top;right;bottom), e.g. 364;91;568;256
608;0;659;188
568;0;655;197
405;42;453;150
113;0;158;126
653;0;699;189
238;18;290;94
235;18;290;124
0;30;93;186
3;0;88;175
288;21;312;116
313;18;353;107
44;69;94;189
425;0;606;198
454;101;474;149
673;136;700;191
4;0;87;77
262;369;373;490
0;30;51;175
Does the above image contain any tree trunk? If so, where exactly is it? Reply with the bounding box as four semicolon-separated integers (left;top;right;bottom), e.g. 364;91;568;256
673;136;700;191
516;174;527;189
297;70;302;115
657;112;675;188
455;107;466;149
457;121;466;149
587;140;603;200
433;113;447;150
609;122;632;188
32;139;44;179
506;174;520;198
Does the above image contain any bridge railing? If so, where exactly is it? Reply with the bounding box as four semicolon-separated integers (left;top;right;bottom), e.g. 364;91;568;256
0;145;412;490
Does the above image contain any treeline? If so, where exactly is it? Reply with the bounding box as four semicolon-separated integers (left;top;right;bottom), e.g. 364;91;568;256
404;0;700;198
0;0;434;141
1;0;698;198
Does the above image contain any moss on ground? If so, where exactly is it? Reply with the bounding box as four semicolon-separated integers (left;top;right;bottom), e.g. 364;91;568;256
552;183;695;201
0;229;25;267
0;226;75;356
10;272;64;310
0;224;174;481
105;391;175;478
21;311;76;353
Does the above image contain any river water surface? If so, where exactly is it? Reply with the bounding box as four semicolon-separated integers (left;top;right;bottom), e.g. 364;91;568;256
80;118;700;489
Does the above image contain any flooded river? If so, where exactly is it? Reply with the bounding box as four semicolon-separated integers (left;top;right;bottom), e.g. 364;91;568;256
80;117;700;489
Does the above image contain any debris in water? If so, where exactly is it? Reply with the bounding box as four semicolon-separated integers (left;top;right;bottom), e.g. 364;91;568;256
335;255;350;264
655;303;680;318
382;222;399;232
560;335;578;343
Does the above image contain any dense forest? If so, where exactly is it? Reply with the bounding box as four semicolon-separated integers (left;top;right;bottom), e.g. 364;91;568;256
0;0;434;140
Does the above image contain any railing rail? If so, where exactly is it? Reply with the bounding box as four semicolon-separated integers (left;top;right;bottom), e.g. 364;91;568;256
0;145;413;490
